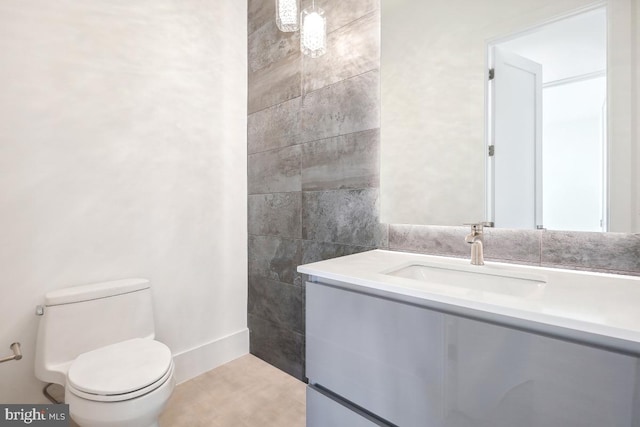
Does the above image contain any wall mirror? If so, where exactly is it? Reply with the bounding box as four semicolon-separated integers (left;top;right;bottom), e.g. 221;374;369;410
380;0;639;232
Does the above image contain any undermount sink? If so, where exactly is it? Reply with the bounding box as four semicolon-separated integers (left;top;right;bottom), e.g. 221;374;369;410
383;261;547;298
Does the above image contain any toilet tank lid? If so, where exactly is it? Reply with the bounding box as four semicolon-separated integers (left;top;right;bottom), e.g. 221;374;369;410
44;278;150;306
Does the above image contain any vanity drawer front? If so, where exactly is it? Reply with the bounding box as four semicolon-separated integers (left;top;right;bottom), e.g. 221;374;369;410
307;386;387;427
306;281;446;426
307;280;640;427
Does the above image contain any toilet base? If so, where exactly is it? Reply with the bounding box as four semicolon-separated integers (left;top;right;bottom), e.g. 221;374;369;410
65;374;175;427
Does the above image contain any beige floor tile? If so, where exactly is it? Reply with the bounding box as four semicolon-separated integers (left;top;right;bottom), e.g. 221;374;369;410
160;354;306;427
65;356;302;427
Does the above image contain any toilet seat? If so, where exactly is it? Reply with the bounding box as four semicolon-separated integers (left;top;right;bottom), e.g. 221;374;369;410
67;338;173;403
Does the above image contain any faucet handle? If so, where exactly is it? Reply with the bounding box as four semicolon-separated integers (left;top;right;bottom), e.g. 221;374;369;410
463;222;494;233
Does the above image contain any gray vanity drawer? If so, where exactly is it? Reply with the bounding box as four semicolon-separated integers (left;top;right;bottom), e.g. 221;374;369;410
306;280;640;427
306;281;446;426
307;386;387;427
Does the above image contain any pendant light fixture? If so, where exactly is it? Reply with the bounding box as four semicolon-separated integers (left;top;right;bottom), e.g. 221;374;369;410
276;0;300;32
275;0;327;58
300;2;327;58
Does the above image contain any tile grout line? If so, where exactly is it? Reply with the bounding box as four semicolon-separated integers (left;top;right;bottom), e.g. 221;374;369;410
247;67;378;117
248;127;380;157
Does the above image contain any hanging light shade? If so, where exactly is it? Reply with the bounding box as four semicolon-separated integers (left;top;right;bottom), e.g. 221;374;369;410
300;6;327;58
276;0;300;32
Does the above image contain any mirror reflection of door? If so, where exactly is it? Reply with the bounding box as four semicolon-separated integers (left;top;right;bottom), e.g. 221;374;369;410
490;48;543;230
488;6;607;232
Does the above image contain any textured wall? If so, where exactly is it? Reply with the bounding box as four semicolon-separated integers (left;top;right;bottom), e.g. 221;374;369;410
389;226;640;276
248;0;383;379
0;0;248;402
247;0;640;380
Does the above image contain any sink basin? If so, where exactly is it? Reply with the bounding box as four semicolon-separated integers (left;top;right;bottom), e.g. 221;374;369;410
383;261;546;298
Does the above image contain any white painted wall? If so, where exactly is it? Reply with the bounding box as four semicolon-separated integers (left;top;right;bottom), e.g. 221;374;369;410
636;1;640;231
0;0;248;403
498;7;607;84
543;78;606;231
608;0;638;232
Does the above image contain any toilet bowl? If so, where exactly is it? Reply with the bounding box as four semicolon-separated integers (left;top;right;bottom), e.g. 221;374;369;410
65;338;175;427
34;279;175;427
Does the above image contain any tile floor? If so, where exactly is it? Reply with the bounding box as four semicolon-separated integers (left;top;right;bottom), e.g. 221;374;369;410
159;354;306;427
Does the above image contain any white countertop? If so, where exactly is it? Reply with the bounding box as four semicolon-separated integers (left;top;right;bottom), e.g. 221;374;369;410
298;250;640;355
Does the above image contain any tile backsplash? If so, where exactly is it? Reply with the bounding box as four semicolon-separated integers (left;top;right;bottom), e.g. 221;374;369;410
389;225;640;276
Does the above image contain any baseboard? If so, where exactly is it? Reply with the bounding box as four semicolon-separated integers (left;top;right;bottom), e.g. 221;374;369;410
172;328;249;384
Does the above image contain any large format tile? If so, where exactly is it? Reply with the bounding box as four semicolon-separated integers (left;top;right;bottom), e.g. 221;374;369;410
249;52;301;114
160;354;305;427
248;145;301;194
249;235;303;285
303;11;380;93
300;70;380;143
302;0;379;33
302;240;376;265
249;276;304;333
297;240;377;287
302;129;379;191
388;224;470;258
248;97;302;154
249;314;304;380
248;0;275;36
541;231;640;274
248;192;302;239
302;189;388;247
249;18;299;73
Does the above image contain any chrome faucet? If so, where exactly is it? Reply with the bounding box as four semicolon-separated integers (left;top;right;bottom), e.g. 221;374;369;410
465;223;487;266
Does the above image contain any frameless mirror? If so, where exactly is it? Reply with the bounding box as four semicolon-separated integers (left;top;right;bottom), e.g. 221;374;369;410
380;0;639;232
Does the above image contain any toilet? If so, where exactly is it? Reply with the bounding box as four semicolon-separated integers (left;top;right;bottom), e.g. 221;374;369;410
34;278;175;427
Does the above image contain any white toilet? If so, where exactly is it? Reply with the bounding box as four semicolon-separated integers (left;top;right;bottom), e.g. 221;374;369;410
34;278;175;427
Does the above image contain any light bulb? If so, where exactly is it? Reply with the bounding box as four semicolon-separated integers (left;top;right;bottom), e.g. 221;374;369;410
301;8;327;58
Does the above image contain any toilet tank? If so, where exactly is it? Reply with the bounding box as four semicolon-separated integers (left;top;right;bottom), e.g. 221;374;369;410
35;278;156;385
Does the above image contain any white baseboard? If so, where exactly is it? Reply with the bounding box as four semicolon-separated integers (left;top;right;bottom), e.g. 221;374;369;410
172;328;249;384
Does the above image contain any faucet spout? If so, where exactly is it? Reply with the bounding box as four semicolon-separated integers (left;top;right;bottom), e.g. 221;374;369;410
465;232;480;244
469;240;484;266
464;223;487;265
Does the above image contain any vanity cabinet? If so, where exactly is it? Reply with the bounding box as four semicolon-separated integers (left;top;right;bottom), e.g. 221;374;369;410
307;386;381;427
306;280;640;427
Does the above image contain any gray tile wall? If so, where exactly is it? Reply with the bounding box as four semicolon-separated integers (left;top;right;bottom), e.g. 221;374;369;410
247;0;640;380
248;0;383;380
